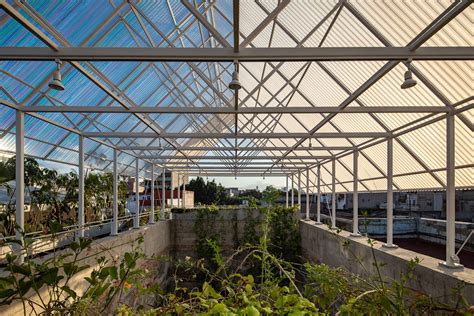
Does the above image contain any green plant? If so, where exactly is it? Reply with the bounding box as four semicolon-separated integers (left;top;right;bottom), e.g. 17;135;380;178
193;206;223;272
0;221;145;315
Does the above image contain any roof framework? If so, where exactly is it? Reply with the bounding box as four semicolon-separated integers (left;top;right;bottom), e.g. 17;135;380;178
0;0;472;194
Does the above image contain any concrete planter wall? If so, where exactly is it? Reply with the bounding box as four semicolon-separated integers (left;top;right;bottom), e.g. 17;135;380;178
300;220;474;305
171;208;264;259
320;214;474;251
0;221;173;315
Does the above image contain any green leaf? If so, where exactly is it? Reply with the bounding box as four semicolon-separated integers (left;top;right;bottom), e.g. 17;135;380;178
61;285;77;299
11;265;31;276
49;221;62;234
245;305;260;316
209;302;228;313
0;289;15;299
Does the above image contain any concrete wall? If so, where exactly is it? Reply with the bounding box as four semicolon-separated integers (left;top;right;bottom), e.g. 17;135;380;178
418;218;474;252
300;220;474;305
319;214;474;251
0;221;173;315
171;208;262;259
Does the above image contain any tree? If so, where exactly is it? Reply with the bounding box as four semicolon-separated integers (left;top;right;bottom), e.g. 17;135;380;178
185;177;230;205
187;177;207;204
262;185;280;206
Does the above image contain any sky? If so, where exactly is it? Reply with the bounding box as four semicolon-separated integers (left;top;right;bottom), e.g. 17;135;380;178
192;176;287;191
1;153;287;192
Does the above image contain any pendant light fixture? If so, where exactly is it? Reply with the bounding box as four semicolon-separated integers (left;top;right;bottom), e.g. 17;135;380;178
401;59;417;89
228;60;242;90
48;59;65;91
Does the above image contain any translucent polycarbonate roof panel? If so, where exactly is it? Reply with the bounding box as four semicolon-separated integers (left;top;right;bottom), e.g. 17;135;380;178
0;0;472;189
347;0;455;46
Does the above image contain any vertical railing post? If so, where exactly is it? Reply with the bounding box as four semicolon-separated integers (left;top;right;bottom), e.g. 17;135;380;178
150;164;155;224
351;151;361;237
15;110;25;262
383;138;397;248
161;167;166;220
134;158;140;229
78;135;85;239
316;165;321;224
440;114;462;268
331;159;336;229
111;148;118;235
285;176;289;208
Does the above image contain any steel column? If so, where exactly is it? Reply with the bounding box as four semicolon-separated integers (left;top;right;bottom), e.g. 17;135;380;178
305;168;310;220
183;175;186;210
15;111;25;262
78;135;85;238
161;167;166;220
316;165;321;224
111;148;118;235
331;159;336;229
440;114;463;268
177;174;181;208
351;151;361;236
297;171;301;208
134;159;140;229
150;164;155;224
285;176;289;208
291;174;294;206
383;138;397;248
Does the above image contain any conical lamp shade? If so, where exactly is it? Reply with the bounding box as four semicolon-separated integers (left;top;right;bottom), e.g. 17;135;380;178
401;69;417;89
229;71;241;90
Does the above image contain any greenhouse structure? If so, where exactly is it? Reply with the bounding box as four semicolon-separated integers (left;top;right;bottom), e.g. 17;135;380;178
0;0;473;314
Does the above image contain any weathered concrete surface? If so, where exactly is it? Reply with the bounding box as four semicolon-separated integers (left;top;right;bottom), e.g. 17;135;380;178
171;208;262;259
300;220;474;305
0;221;172;315
319;214;474;251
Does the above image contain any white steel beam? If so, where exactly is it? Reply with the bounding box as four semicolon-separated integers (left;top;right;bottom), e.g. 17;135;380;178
1;47;472;61
15;110;25;262
118;145;354;151
156;161;325;166
21;105;453;114
0;1;58;50
180;0;231;48
185;173;288;177
140;155;332;160
83;132;388;139
240;0;291;48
